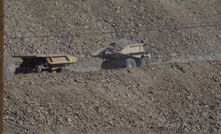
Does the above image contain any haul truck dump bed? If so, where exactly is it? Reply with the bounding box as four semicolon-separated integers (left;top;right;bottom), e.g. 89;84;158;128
12;54;78;73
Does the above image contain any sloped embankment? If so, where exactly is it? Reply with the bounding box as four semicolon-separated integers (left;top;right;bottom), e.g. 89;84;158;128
5;0;221;59
4;0;221;133
4;61;221;133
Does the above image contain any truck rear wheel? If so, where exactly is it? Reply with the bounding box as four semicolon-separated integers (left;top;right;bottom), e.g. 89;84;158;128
126;58;137;69
56;66;65;73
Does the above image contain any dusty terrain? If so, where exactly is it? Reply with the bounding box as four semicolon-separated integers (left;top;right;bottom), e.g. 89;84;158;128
5;0;221;59
4;61;221;133
3;0;221;133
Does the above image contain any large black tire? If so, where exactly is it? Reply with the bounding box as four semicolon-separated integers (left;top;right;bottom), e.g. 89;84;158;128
56;68;62;73
125;58;137;69
56;66;65;73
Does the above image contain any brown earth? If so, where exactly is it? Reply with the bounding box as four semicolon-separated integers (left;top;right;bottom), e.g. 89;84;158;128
4;61;221;133
5;0;221;59
3;0;221;133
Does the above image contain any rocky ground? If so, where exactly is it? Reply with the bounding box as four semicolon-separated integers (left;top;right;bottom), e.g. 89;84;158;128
4;61;221;133
3;0;221;133
5;0;221;59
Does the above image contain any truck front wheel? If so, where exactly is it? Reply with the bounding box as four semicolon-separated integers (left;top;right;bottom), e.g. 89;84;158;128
125;58;137;69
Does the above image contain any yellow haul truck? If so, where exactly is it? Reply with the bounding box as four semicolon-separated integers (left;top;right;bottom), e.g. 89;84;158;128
92;42;152;69
12;54;78;73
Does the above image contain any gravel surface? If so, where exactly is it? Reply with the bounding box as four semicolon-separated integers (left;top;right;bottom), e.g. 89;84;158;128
4;0;221;133
4;61;221;133
5;0;221;58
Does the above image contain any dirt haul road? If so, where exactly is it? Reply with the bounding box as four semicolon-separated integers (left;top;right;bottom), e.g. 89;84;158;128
3;0;221;133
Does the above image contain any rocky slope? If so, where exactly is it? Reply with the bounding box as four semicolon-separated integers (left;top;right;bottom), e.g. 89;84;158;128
4;0;221;133
5;0;221;59
4;61;221;133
